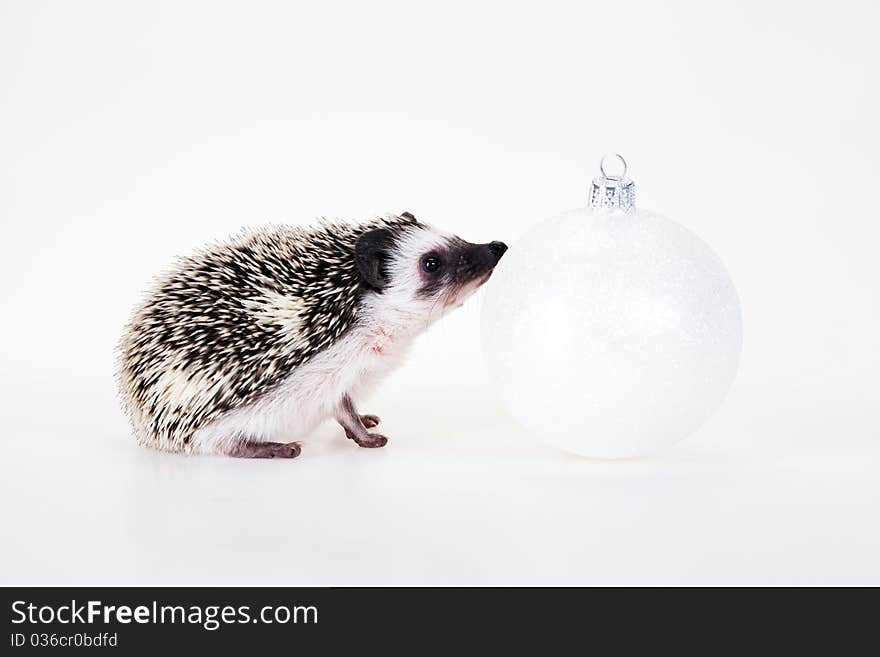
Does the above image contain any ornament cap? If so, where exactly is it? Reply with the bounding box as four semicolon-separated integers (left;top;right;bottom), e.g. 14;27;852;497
590;153;635;212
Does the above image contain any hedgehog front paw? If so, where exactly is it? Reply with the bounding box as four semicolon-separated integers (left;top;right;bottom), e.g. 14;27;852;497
344;429;388;448
360;414;380;429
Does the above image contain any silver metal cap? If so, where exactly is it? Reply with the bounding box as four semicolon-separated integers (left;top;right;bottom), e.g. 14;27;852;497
589;153;635;212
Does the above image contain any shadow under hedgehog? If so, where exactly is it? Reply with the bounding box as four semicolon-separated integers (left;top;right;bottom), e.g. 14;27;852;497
116;212;508;458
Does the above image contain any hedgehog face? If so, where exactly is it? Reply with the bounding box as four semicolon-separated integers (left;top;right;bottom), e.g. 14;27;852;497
355;217;507;321
411;235;508;309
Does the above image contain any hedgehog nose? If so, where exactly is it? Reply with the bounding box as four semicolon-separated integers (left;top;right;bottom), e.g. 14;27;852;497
487;241;508;261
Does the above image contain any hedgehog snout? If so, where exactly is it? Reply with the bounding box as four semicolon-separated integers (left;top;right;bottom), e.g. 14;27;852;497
487;241;508;262
451;240;508;287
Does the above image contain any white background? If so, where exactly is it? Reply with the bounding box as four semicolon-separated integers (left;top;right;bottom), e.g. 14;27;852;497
1;0;878;585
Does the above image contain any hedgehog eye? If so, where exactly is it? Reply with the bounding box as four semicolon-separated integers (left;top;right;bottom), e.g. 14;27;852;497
421;256;442;273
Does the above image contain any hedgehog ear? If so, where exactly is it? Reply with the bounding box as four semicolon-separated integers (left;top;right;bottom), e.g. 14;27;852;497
400;211;416;221
355;228;394;291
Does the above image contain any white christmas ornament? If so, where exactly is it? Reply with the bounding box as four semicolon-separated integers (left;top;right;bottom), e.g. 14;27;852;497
481;155;742;458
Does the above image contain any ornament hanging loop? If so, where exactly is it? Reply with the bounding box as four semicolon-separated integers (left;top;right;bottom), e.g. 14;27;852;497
600;153;627;181
590;152;635;212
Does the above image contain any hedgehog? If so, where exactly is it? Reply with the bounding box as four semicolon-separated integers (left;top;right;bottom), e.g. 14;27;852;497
116;212;508;458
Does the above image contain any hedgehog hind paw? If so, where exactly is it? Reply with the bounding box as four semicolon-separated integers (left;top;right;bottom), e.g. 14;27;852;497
227;440;302;459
